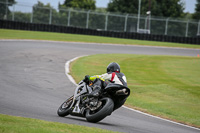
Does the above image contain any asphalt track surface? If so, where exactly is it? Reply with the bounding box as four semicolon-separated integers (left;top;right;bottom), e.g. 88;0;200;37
0;40;199;133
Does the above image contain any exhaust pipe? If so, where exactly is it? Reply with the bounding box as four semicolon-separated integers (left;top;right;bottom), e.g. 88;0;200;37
116;89;128;95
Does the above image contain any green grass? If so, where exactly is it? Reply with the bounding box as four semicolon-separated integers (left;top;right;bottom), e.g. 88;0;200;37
0;114;118;133
70;54;200;127
0;29;200;49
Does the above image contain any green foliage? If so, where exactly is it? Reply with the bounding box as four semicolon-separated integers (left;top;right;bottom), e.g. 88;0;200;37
13;12;31;22
30;1;69;25
107;0;139;14
88;11;106;29
95;8;107;12
107;0;186;35
62;0;96;10
107;0;185;18
32;1;55;24
58;0;97;28
0;0;16;19
193;0;200;19
184;12;193;19
155;0;185;18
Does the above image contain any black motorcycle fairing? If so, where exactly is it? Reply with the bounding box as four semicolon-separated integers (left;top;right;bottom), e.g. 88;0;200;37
104;83;130;111
104;83;130;96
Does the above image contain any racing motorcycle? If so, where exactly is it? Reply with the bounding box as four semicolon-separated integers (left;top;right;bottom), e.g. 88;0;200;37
57;80;130;123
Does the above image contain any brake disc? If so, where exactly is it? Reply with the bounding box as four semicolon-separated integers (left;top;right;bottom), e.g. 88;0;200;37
89;101;102;111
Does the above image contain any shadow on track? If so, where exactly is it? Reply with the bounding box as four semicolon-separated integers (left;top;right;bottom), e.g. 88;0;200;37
61;116;117;127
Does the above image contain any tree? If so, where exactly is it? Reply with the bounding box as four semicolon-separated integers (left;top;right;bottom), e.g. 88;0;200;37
32;1;58;24
107;0;186;36
107;0;185;18
13;12;31;22
155;0;185;18
193;0;200;19
62;0;96;10
107;0;138;14
58;0;96;28
0;0;16;19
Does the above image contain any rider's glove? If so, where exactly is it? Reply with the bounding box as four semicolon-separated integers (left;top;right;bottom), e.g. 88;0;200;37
83;75;90;84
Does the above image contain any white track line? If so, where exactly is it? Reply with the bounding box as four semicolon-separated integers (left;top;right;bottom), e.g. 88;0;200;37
65;56;200;131
65;55;88;86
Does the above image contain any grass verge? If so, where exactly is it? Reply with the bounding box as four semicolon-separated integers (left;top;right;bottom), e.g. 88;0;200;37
0;114;118;133
70;54;200;128
0;29;200;49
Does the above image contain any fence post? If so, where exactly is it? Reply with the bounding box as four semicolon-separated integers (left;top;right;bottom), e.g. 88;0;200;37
148;13;151;31
137;0;141;32
124;14;128;32
145;16;148;29
105;12;109;31
185;20;189;37
68;9;71;26
31;6;33;23
197;20;200;36
5;0;8;19
49;8;52;24
165;18;169;35
12;3;15;21
86;10;90;29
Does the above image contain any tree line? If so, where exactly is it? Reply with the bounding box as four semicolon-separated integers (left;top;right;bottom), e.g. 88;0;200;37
60;0;200;19
61;0;200;19
1;0;200;20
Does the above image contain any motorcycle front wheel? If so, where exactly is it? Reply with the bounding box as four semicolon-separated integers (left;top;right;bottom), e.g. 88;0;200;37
85;97;114;123
57;95;73;117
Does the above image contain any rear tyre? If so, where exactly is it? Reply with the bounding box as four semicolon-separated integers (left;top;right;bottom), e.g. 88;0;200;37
57;96;73;117
86;97;114;123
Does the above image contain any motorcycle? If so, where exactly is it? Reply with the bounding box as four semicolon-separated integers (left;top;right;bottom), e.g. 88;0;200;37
57;79;130;123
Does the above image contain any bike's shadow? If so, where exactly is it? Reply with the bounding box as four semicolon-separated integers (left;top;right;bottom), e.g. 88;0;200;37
62;115;117;127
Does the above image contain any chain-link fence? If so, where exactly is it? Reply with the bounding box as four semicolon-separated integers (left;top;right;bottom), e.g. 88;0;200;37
1;1;200;37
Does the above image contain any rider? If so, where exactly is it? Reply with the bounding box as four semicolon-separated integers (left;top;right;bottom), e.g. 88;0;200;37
83;62;127;98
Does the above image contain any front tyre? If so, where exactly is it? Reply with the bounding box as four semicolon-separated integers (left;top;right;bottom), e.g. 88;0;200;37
86;97;114;123
57;96;73;117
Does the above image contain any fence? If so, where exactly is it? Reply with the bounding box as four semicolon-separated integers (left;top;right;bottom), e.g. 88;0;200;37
1;19;200;44
0;1;200;38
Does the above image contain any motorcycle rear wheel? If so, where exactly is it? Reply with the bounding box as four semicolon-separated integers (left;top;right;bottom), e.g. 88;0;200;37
86;97;114;123
57;95;73;117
